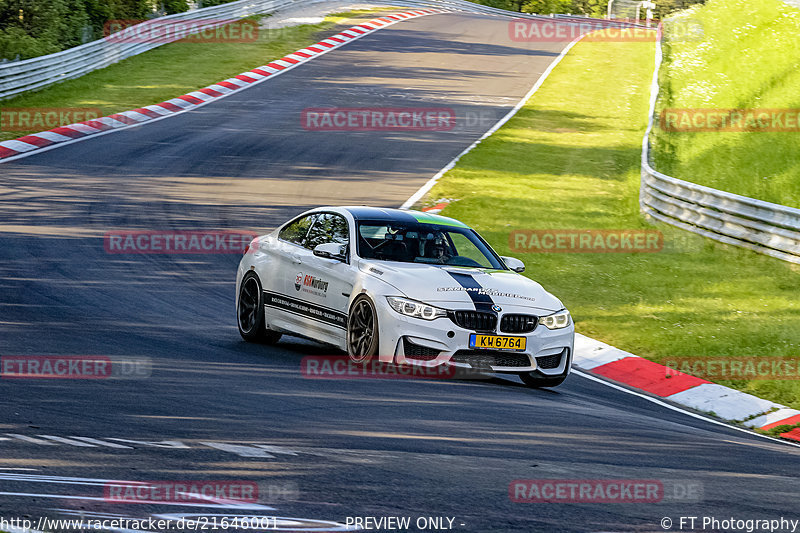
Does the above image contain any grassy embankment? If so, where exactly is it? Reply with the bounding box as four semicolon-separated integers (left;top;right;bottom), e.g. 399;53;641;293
424;32;800;416
652;0;800;207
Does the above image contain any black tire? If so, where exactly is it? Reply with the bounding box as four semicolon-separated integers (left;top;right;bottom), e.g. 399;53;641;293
237;272;282;344
347;295;379;363
519;371;568;388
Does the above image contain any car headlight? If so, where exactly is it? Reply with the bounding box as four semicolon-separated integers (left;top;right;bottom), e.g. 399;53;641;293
386;296;447;320
540;309;571;329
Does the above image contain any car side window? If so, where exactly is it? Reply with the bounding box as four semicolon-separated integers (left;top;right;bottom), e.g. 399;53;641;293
304;213;349;250
278;215;314;246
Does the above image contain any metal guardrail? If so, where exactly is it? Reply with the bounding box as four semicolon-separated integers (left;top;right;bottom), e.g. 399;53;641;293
640;32;800;264
0;0;300;101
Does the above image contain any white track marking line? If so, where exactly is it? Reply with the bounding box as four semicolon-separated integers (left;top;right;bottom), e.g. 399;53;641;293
0;473;136;484
5;434;58;445
573;370;800;450
3;524;45;533
400;33;585;209
201;442;276;458
38;435;97;447
68;436;133;448
108;438;189;448
254;444;299;456
0;492;273;509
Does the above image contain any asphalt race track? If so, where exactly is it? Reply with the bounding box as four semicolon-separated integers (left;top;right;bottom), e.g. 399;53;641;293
0;11;798;533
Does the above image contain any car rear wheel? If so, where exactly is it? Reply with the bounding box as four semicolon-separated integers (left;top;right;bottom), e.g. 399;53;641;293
238;272;282;344
347;295;379;363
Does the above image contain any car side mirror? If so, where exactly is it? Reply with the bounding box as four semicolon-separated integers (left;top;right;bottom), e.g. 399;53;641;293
313;243;347;262
501;256;525;273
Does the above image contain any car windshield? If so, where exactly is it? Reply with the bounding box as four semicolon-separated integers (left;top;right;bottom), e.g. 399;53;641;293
357;221;505;269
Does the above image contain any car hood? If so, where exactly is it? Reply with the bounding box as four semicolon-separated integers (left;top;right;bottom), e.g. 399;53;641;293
359;261;564;313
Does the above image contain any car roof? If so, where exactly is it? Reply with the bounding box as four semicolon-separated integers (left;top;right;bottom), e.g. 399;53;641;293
338;206;469;228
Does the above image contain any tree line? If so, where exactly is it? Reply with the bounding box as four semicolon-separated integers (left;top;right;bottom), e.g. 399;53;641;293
479;0;704;19
0;0;236;60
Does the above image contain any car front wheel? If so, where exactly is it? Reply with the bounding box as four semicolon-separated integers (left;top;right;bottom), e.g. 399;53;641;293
347;295;379;363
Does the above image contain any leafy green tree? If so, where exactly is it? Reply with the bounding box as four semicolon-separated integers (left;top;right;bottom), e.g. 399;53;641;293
159;0;189;14
0;26;59;60
521;0;572;14
196;0;237;6
0;0;70;59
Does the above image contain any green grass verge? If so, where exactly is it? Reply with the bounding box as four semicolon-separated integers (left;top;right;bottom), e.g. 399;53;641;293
652;0;800;208
425;38;800;410
0;10;387;142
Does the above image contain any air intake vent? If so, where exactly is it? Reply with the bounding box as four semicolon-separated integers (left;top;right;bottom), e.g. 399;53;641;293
403;338;440;361
536;351;564;369
451;350;531;368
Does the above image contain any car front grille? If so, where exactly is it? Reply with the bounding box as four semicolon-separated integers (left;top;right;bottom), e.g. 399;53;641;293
500;314;538;334
403;338;440;361
451;350;531;368
536;350;565;369
450;311;497;331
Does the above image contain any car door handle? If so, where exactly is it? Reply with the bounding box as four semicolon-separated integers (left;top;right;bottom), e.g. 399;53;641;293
290;255;303;265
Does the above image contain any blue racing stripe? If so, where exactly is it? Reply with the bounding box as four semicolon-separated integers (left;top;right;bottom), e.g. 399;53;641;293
446;271;495;312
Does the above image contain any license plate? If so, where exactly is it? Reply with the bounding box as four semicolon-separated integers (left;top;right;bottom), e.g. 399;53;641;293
469;334;526;351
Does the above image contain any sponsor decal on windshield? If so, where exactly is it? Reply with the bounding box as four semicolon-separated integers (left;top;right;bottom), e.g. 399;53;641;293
436;286;536;302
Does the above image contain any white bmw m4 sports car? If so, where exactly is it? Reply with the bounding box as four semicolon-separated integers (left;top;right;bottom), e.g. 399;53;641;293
236;206;574;387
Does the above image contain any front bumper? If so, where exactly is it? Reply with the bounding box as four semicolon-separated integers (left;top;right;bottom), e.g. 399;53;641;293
377;304;574;376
